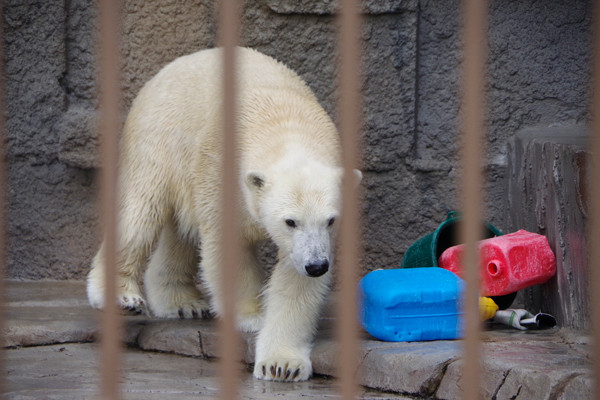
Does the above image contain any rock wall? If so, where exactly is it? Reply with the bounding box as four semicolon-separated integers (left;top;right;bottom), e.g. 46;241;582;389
3;1;592;284
4;1;97;279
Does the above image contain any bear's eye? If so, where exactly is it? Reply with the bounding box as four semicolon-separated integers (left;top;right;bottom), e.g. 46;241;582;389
285;219;297;228
328;217;335;227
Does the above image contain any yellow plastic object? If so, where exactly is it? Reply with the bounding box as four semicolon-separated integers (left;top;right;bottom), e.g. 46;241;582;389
479;297;499;321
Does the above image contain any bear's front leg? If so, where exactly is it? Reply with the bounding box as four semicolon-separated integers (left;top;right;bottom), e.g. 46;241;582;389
253;260;331;382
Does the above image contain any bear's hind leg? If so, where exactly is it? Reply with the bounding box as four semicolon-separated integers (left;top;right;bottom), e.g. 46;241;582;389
88;235;155;314
87;180;167;314
144;219;209;319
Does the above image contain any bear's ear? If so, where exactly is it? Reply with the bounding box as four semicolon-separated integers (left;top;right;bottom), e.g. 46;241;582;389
246;171;267;192
352;169;363;187
337;168;362;188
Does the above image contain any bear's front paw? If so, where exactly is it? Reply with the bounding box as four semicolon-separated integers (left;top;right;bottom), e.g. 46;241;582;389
118;294;147;314
145;282;212;319
253;358;312;382
151;298;211;319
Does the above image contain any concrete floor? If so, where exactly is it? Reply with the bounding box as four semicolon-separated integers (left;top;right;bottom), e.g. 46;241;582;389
4;343;413;399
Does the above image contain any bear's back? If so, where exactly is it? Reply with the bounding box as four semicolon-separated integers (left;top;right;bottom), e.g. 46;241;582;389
124;47;320;141
141;47;315;107
120;47;339;194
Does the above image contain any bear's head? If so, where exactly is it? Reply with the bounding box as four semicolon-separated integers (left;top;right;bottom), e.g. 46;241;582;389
244;160;361;278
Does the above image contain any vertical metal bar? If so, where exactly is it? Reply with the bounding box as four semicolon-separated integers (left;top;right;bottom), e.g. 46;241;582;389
337;1;362;399
459;0;487;399
98;1;122;399
0;4;6;397
218;1;240;399
590;0;600;398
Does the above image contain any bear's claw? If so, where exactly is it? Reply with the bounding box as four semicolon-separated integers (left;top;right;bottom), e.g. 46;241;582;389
253;358;311;382
176;308;206;319
150;298;211;320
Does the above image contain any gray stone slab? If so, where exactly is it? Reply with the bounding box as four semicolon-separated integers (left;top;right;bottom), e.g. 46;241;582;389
134;319;257;364
5;280;88;306
136;320;204;357
4;280;97;347
559;374;594;400
436;330;593;400
2;281;594;399
488;339;591;400
358;340;461;397
3;306;96;348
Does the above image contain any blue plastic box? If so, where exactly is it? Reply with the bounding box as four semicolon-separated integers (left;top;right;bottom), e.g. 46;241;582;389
358;268;464;342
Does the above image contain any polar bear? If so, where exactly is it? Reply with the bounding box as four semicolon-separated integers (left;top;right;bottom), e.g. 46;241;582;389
86;47;360;382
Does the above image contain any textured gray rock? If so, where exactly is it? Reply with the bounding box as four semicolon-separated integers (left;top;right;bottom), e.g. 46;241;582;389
4;0;99;279
506;127;589;330
484;0;591;225
120;0;217;109
57;106;100;169
415;0;591;230
3;0;593;306
265;0;417;15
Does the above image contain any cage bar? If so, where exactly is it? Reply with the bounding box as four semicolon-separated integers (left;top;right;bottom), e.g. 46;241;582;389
0;4;6;397
337;0;363;399
459;0;488;399
590;0;600;397
98;0;123;399
217;1;241;399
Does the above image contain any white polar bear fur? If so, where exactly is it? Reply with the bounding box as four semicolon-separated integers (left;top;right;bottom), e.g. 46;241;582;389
86;47;357;382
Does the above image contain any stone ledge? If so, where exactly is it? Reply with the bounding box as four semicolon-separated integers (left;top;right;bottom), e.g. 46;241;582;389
3;280;593;399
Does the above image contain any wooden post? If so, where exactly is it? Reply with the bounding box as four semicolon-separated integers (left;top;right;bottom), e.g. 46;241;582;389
98;1;123;399
217;1;241;399
337;1;363;399
459;0;488;399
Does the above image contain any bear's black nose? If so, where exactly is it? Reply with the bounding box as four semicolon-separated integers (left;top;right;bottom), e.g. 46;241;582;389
305;260;329;277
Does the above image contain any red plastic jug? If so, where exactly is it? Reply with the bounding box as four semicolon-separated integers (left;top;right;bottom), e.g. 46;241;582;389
438;230;556;296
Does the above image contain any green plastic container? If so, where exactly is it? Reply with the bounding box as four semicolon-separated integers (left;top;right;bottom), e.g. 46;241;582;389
401;211;503;269
401;212;516;309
